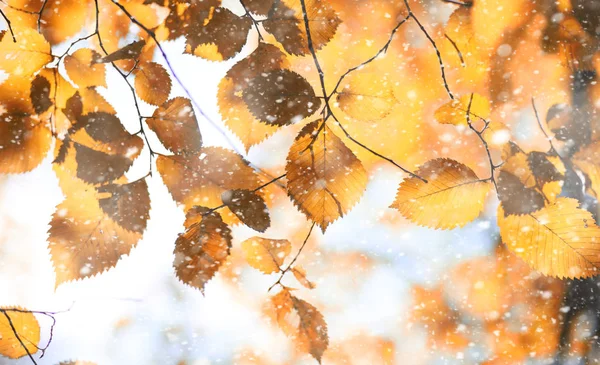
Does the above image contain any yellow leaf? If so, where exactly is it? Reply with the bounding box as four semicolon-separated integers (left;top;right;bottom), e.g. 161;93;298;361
498;197;600;279
270;289;329;363
434;93;490;126
0;28;52;76
64;48;107;88
336;72;396;121
40;0;89;44
0;112;52;174
0;308;40;359
391;158;490;229
291;265;316;289
286;121;368;232
241;237;291;274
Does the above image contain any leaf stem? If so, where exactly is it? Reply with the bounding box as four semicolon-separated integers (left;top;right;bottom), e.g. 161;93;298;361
466;93;498;191
269;222;316;292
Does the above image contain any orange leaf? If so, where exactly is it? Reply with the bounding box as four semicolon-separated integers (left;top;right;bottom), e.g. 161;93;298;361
146;97;202;155
0;112;52;174
0;28;52;76
134;61;172;106
241;237;291;274
64;48;107;88
0;308;40;359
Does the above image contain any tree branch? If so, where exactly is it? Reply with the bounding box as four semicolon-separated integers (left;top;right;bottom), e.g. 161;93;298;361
0;8;15;42
466;93;498;191
531;97;559;156
269;222;316;292
1;310;37;364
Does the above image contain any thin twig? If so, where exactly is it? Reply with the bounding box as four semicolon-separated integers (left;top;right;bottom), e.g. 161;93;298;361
36;0;48;32
330;14;411;98
404;0;454;100
299;0;328;107
269;222;316;292
240;0;264;41
444;33;465;67
330;113;427;182
441;0;472;6
0;8;16;42
466;93;498;191
531;97;559;156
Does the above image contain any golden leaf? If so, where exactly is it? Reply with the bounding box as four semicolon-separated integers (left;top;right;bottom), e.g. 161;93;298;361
391;158;490;229
40;0;89;45
0;112;52;174
146;97;202;155
498;197;600;279
286;121;368;232
263;0;341;56
0;28;52;76
270;289;329;363
291;265;316;289
241;237;291;274
174;207;232;293
64;48;107;88
0;308;40;359
434;93;490;126
217;43;289;151
156;147;262;224
336;72;397;121
134;61;172;106
222;189;270;232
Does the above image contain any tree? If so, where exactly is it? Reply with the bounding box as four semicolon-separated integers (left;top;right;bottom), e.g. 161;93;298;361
0;0;600;363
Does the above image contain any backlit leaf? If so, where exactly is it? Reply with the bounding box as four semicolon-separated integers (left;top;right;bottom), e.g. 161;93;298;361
134;61;172;106
434;93;490;126
97;179;151;233
498;198;600;279
243;69;320;127
336;72;396;121
217;43;289;150
64;48;106;88
174;207;232;293
30;74;52;114
40;0;89;45
0;308;40;359
222;189;270;232
270;289;329;363
99;39;146;63
244;0;275;15
390;158;490;229
0;28;52;76
291;266;316;289
497;170;546;216
286;121;368;232
0;112;52;174
263;0;341;56
146;97;202;155
241;237;291;274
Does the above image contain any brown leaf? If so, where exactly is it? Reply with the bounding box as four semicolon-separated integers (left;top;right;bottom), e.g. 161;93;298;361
241;237;291;274
527;151;564;187
270;289;329;363
0;112;52;174
97;179;151;233
185;7;252;61
263;0;341;56
73;143;136;185
286;121;368;231
64;48;106;88
63;92;83;124
243;69;320;126
244;0;275;15
174;207;232;292
30;74;52;114
134;61;172;106
0;308;40;359
291;265;316;289
99;39;146;63
217;43;289;150
221;189;270;232
146;97;202;155
391;158;490;229
497;171;546;216
156;147;262;223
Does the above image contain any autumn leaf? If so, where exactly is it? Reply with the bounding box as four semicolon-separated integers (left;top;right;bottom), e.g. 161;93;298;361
241;237;291;274
270;289;329;362
263;0;341;56
222;189;271;232
286;121;368;232
156;147;262;223
0;112;52;174
184;7;252;61
134;61;172;106
244;0;275;15
391;158;490;229
174;207;232;293
434;93;490;126
217;43;289;150
336;72;397;121
291;266;316;289
99;39;146;63
0;308;40;359
40;0;89;45
498;197;600;278
64;48;107;88
0;28;52;76
242;69;321;127
497;170;545;216
146;97;202;155
97;180;151;233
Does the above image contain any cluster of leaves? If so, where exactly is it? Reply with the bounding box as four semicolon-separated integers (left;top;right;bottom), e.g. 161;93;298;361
2;0;600;363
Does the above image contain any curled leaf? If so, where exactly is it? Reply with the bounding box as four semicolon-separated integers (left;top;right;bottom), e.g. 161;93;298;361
99;39;146;63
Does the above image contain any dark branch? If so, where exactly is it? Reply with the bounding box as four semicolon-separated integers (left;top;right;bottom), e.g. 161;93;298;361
0;8;16;42
466;93;498;191
531;97;559;156
299;0;328;108
1;310;37;364
269;222;316;291
444;33;465;67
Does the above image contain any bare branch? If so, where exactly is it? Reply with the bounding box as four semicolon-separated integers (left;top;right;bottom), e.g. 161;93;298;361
444;33;465;67
0;8;16;42
466;93;498;191
1;310;37;365
531;97;560;156
269;222;316;292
